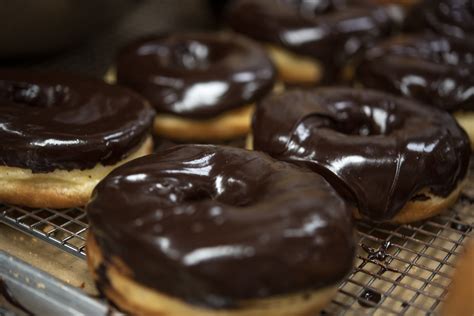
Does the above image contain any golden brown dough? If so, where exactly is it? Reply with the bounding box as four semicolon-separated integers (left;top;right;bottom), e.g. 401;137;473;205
0;137;153;208
154;105;254;141
266;45;323;85
353;184;464;224
455;112;474;149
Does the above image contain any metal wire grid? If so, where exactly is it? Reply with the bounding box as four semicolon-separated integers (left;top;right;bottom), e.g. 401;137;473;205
325;201;473;315
0;194;473;315
0;205;88;258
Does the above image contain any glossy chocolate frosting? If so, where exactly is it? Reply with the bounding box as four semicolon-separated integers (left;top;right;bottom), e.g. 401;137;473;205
116;32;276;119
0;69;155;173
405;0;474;39
87;145;355;308
355;34;474;112
228;0;402;76
253;88;471;221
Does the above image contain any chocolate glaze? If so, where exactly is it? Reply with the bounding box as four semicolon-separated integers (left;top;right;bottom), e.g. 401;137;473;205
0;69;155;173
404;0;474;39
253;88;471;221
362;241;391;262
87;145;355;308
361;240;398;273
355;34;474;112
227;0;403;81
450;216;472;233
116;32;276;119
358;288;382;307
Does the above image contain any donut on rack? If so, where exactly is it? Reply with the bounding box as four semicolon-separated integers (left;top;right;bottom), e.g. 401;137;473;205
116;32;276;142
0;70;155;208
227;0;403;85
404;0;474;39
252;88;471;223
355;34;474;147
86;145;355;316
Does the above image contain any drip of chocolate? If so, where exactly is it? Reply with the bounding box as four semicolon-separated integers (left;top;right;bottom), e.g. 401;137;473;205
116;32;276;119
362;241;391;261
0;69;155;173
87;145;355;308
253;88;471;221
361;241;398;274
358;288;382;307
450;216;472;233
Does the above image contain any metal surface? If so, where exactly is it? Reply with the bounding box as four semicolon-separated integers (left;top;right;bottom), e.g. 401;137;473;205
1;205;88;259
1;184;473;315
0;251;108;315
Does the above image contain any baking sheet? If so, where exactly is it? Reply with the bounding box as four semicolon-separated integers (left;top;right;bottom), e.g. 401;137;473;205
0;251;108;315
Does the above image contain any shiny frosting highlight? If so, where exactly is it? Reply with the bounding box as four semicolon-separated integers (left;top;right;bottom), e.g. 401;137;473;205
0;70;155;172
116;32;276;119
253;88;471;221
228;0;402;73
87;145;355;308
355;34;474;112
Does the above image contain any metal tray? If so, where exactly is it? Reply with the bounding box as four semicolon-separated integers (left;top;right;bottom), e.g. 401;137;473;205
0;251;108;315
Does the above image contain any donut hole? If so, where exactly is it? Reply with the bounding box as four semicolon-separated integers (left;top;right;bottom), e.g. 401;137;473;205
319;101;401;136
171;41;212;70
173;175;254;207
182;186;214;203
0;80;69;108
157;39;240;71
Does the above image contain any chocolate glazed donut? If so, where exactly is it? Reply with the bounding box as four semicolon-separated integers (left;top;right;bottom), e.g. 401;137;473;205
355;34;474;147
86;145;355;316
252;88;471;223
116;32;276;141
227;0;402;84
404;0;474;39
355;34;474;112
0;69;155;208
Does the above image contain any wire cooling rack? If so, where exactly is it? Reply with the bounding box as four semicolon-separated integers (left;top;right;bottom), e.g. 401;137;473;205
1;205;88;258
1;177;473;315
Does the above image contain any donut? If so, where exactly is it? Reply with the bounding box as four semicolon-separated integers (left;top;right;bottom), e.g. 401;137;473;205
404;0;474;39
86;145;355;316
371;0;420;6
227;0;403;85
355;34;474;147
442;239;474;316
0;70;155;208
252;88;471;223
116;32;276;142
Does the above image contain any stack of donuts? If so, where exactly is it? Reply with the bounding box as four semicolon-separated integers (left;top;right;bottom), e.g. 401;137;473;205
1;0;472;314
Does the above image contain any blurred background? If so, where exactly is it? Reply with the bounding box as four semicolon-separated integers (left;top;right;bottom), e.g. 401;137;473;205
0;0;217;76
